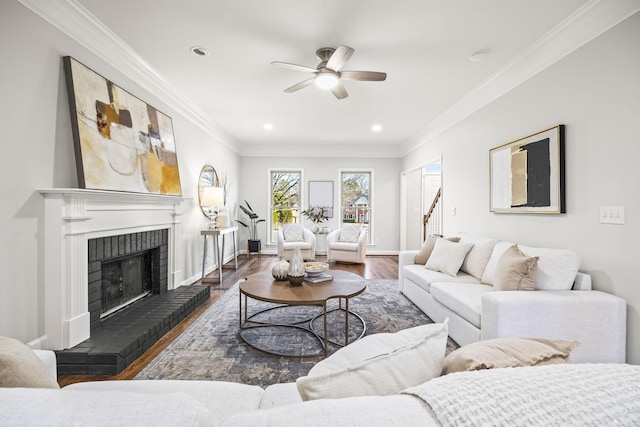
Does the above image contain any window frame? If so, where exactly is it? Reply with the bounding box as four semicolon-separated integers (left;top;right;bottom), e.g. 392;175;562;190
338;168;373;245
267;168;304;245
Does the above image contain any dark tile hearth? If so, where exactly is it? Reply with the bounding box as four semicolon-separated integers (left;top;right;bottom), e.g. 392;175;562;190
55;285;210;376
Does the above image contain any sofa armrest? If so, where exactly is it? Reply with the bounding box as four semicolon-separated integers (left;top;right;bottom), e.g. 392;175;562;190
33;349;57;383
481;290;626;363
398;250;419;290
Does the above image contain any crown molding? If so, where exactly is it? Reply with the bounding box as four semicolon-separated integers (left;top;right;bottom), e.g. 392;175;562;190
399;0;640;157
18;0;240;153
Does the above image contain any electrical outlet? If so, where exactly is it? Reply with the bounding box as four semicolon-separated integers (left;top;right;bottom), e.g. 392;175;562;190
451;207;456;216
599;206;625;225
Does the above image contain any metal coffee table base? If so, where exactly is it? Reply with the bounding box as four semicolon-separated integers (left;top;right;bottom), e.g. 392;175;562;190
239;295;366;357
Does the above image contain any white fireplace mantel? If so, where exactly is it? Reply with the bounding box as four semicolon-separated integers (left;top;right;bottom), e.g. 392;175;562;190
39;188;187;350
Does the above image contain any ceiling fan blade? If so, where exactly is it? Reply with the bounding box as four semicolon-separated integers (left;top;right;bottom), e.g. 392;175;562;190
284;77;315;93
340;70;387;81
272;61;317;73
332;81;348;100
326;45;354;71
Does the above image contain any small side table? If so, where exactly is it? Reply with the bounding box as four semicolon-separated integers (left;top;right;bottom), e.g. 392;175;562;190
201;226;238;284
314;232;328;255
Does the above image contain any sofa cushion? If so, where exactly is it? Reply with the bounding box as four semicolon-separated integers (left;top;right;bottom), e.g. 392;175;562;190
260;383;302;409
415;236;460;265
0;388;211;426
339;224;362;242
443;338;579;374
493;245;539;291
519;245;581;290
0;336;59;389
429;283;493;328
282;241;312;250
328;241;358;252
403;264;479;293
425;239;474;276
481;240;516;285
296;321;448;400
222;395;439;427
65;380;264;425
457;233;498;280
282;224;304;241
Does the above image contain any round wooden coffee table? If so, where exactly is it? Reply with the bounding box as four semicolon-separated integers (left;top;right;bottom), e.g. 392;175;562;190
239;270;367;357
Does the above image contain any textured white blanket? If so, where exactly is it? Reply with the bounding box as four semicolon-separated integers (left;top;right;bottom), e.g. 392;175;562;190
403;363;640;426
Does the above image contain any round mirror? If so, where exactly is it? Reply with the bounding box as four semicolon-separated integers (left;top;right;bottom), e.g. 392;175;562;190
198;164;220;217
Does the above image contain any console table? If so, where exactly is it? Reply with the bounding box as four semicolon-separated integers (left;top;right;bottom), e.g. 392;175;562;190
201;226;238;284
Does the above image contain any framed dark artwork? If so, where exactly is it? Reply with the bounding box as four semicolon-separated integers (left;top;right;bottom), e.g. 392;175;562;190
63;56;182;195
308;181;334;218
490;125;565;214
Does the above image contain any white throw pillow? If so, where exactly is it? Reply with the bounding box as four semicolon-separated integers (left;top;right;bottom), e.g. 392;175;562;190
339;224;362;243
518;245;581;290
425;239;474;277
457;233;498;280
282;224;304;242
296;320;449;401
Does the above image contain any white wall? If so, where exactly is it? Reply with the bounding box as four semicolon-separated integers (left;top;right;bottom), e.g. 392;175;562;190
0;1;239;346
239;156;401;254
401;12;640;364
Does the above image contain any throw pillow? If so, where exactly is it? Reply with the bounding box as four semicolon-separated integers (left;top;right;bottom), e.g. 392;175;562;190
282;224;304;242
415;236;460;265
338;224;362;243
425;239;474;276
518;245;581;290
0;336;59;388
443;337;579;375
493;245;539;291
296;320;449;401
457;233;498;280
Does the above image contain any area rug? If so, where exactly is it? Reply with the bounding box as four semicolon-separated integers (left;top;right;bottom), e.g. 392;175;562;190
135;279;458;388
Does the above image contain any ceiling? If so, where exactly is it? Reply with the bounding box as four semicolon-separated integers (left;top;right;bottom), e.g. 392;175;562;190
29;0;633;157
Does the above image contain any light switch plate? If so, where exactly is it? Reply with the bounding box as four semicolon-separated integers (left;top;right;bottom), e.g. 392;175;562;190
599;206;625;224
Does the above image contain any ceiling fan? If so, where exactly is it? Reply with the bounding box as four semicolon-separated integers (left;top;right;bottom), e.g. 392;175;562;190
272;45;387;100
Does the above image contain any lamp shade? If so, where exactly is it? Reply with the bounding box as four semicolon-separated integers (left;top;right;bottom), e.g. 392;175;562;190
201;186;224;207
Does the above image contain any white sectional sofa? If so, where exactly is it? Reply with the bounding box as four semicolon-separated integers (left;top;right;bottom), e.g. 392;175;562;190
3;336;639;426
398;232;627;363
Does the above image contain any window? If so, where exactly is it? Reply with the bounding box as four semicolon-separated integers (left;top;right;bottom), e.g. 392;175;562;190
269;170;302;244
340;170;372;244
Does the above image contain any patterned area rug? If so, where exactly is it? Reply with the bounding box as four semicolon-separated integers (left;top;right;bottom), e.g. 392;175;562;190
135;279;458;388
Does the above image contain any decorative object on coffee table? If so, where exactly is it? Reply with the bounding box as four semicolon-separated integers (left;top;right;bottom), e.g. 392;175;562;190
272;256;290;281
304;262;329;277
287;247;305;286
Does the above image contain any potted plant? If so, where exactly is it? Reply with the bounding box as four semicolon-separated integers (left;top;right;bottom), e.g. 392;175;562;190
236;200;265;253
301;206;329;232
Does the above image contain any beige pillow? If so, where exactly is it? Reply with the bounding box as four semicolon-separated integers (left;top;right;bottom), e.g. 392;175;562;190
0;337;59;388
415;236;460;265
493;245;539;291
443;337;579;374
296;321;448;401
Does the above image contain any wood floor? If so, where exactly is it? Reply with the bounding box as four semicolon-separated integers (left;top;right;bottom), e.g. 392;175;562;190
58;254;398;387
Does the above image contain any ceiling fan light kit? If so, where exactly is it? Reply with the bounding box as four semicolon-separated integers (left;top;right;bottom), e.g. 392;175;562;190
272;45;387;99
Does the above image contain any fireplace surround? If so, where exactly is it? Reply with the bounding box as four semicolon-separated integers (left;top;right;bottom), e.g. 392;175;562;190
39;189;186;350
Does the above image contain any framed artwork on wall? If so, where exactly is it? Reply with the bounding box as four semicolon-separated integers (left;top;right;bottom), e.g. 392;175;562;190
308;181;334;218
63;56;182;195
490;125;565;214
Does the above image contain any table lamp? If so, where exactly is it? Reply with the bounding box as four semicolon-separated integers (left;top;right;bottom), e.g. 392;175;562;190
201;186;224;230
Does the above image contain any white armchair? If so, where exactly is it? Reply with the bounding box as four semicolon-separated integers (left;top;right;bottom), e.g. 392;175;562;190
277;225;316;261
326;226;367;264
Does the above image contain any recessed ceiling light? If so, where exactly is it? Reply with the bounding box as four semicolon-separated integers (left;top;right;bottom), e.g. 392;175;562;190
469;51;488;62
263;123;274;131
371;124;382;133
190;46;210;57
